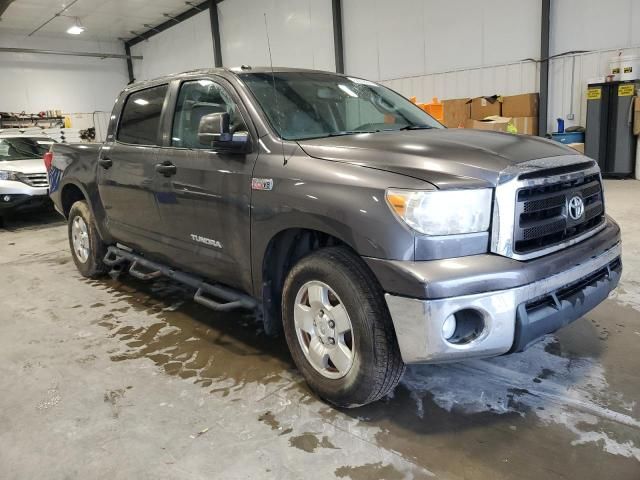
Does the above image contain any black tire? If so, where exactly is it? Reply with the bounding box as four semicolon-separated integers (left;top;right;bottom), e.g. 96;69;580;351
67;200;107;278
282;246;405;408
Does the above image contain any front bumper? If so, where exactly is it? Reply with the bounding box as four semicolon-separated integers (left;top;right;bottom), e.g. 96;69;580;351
0;180;49;212
383;231;621;364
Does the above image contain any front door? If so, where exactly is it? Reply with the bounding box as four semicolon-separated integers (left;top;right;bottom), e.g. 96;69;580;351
97;84;168;252
153;78;258;293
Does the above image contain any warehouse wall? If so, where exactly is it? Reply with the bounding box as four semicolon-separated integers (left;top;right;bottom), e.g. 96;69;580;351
547;0;640;131
130;0;334;81
344;0;541;100
218;0;334;71
0;33;128;114
130;10;215;81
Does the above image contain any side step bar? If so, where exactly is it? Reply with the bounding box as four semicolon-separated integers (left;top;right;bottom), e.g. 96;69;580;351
103;246;257;312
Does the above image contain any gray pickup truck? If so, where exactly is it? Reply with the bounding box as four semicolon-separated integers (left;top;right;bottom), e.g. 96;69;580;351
48;67;621;407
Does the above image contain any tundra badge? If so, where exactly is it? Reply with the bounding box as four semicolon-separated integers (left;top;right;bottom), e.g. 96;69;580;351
190;234;223;249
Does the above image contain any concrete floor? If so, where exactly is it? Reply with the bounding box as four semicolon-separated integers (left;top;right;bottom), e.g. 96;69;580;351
0;179;639;480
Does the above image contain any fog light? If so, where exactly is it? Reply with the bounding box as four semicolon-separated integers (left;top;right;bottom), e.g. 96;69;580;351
3;195;10;202
443;309;486;345
442;314;457;340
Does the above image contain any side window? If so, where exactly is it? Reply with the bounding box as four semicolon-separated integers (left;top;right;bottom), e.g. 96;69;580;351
171;79;246;149
117;84;168;145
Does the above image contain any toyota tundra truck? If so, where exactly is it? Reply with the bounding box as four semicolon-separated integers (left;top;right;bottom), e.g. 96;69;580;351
46;67;622;407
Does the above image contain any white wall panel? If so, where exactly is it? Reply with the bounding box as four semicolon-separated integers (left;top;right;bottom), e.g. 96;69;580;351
130;11;214;81
423;0;483;75
551;0;635;55
343;0;541;81
376;0;425;80
342;0;379;80
380;62;539;104
0;33;128;114
218;0;334;71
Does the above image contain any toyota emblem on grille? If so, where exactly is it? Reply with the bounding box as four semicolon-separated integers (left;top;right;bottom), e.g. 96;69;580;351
568;195;584;220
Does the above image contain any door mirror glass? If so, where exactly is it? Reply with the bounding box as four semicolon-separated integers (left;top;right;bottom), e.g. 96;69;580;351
197;112;249;152
198;112;231;143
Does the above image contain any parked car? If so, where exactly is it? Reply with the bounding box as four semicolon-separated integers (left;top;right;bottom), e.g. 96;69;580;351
47;67;621;407
0;133;54;225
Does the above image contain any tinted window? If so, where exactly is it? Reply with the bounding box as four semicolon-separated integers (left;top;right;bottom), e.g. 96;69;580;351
117;84;168;145
171;79;246;149
239;72;441;140
0;137;53;161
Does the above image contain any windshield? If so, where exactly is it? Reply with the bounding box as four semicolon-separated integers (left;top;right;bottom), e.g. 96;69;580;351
0;137;52;162
239;72;442;140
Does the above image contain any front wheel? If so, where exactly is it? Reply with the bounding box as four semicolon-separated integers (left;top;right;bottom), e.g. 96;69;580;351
68;200;107;278
282;246;405;408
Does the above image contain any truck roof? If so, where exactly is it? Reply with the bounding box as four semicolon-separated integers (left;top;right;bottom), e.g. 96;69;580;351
123;66;348;92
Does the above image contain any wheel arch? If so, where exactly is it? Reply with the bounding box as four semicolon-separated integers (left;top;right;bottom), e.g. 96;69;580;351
259;227;362;335
60;182;88;218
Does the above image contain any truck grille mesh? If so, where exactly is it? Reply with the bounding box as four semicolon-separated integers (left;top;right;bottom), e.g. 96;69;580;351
514;173;605;253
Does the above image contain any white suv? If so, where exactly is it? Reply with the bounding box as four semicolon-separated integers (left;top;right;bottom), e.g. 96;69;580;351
0;134;54;223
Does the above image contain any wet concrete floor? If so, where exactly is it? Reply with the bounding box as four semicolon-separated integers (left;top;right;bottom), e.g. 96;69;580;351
0;180;639;479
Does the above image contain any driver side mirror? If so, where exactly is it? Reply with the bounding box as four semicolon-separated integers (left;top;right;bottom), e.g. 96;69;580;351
198;112;232;144
197;112;250;152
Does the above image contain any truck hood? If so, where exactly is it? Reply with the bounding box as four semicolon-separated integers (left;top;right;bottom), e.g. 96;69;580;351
297;128;578;188
0;158;46;174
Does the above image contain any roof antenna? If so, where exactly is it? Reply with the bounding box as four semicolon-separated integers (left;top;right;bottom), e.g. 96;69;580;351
263;13;287;165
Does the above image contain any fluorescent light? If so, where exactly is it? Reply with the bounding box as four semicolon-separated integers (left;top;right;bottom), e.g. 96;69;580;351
67;18;85;35
67;25;84;34
134;98;149;106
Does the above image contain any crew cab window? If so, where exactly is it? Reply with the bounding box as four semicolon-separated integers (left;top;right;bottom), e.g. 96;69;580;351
117;84;168;145
171;79;246;149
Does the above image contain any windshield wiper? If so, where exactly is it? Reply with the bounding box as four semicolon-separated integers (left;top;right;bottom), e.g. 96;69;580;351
398;125;435;131
327;130;375;137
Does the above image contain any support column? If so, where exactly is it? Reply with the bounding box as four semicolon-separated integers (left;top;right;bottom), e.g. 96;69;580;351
209;0;223;68
124;43;135;83
538;0;550;136
332;0;344;74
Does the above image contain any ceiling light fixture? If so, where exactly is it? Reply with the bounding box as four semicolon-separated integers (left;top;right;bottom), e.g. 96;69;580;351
66;17;85;35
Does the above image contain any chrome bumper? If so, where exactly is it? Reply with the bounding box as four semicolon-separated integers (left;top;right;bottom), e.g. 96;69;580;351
385;242;622;364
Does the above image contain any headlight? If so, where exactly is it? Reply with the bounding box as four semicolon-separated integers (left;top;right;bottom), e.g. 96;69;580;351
386;188;493;235
0;170;20;182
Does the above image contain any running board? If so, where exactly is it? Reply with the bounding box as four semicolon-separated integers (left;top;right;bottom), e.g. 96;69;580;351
103;246;257;312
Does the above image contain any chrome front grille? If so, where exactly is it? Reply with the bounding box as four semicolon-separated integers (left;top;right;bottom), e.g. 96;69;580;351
491;156;606;260
19;172;49;188
514;173;605;253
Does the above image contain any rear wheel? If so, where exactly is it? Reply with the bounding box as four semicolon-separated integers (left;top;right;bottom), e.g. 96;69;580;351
282;246;405;408
68;200;107;278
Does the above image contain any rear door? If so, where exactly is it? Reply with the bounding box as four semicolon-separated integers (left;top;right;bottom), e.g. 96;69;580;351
97;84;168;251
153;77;258;292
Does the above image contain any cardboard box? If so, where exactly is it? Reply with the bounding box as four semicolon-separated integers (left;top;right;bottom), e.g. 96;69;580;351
442;98;470;128
469;96;502;120
634;96;640;136
465;116;511;132
511;116;538;135
568;143;585;154
502;93;539;118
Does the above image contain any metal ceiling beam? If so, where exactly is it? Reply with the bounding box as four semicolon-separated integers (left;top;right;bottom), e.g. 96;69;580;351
126;1;210;47
209;0;223;67
0;47;142;60
124;44;135;83
538;0;550;137
28;0;79;36
0;0;14;18
332;0;344;74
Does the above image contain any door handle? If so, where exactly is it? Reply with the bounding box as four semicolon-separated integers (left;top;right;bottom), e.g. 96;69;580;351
155;161;177;177
98;158;112;169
